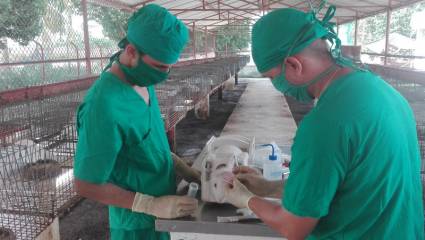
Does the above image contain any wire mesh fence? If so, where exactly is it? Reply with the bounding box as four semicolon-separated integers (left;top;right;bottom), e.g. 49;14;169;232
0;1;118;92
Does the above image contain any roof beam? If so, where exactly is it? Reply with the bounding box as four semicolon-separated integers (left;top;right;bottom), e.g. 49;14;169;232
267;0;295;8
87;0;134;11
207;16;251;26
195;24;254;26
176;0;258;21
219;1;261;17
181;18;250;21
237;0;259;7
165;8;276;11
337;0;424;25
131;0;156;8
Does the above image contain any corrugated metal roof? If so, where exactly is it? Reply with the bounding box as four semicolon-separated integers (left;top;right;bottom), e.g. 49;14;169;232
89;0;425;30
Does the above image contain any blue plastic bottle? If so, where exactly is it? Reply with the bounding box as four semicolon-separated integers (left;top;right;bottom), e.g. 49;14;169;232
262;144;283;181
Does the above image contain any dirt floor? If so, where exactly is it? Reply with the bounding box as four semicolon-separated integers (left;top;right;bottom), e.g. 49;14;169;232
59;82;248;240
175;83;248;162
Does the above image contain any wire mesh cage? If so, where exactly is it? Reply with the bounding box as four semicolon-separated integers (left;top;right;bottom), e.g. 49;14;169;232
157;56;250;129
0;91;84;239
418;122;425;171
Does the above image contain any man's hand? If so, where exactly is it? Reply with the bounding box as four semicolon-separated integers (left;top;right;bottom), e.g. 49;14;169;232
234;166;284;198
171;152;201;183
223;176;255;209
132;193;198;219
233;166;262;175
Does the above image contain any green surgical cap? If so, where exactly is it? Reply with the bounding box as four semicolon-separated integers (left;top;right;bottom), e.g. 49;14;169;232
120;4;189;64
252;7;335;73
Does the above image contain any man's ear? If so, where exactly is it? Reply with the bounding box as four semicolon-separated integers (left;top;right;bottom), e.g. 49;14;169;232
124;44;139;67
284;56;304;84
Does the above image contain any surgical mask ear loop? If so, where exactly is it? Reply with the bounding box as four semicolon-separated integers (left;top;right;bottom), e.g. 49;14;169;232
102;50;123;72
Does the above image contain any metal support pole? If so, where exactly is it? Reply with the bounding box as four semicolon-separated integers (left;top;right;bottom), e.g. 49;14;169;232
70;42;80;77
205;27;208;58
192;22;196;60
218;0;221;20
218;85;223;100
336;18;340;35
384;0;392;65
96;43;104;69
33;41;45;83
81;0;92;75
261;0;264;16
354;12;359;46
213;33;217;58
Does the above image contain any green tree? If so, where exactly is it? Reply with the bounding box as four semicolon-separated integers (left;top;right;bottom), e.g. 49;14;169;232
214;20;251;55
72;1;130;42
0;0;47;62
358;13;387;46
0;0;47;46
390;2;425;38
356;1;425;49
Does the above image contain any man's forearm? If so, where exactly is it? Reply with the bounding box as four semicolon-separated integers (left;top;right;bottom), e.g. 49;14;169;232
249;197;288;236
267;180;284;198
173;155;200;183
75;179;135;209
248;196;317;239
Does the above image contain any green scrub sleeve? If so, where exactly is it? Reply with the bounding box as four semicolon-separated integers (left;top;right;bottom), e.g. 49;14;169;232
283;119;349;218
74;102;123;184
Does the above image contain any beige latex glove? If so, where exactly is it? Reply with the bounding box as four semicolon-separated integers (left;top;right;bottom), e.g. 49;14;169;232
223;177;255;209
233;166;279;197
171;152;201;183
132;193;198;219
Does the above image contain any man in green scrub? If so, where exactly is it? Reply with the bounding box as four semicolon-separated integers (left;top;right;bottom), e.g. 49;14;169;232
223;5;424;239
74;4;200;240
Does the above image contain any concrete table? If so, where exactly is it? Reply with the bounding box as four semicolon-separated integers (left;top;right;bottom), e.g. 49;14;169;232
156;201;281;238
221;78;297;146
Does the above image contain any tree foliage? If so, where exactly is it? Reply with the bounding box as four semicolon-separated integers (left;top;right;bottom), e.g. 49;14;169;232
356;2;425;45
0;0;47;47
214;20;251;53
71;1;130;42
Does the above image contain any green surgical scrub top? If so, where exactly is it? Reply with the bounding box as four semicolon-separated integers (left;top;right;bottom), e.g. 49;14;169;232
283;70;424;239
74;72;176;230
